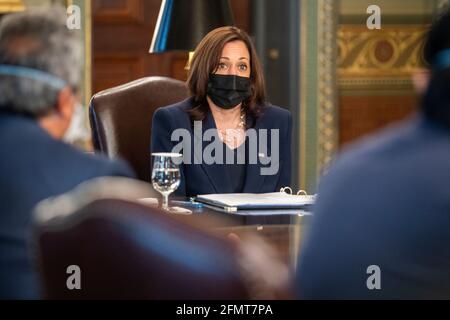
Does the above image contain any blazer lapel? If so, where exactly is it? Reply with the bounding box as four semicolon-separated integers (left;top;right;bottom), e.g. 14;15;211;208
194;110;233;193
242;114;266;193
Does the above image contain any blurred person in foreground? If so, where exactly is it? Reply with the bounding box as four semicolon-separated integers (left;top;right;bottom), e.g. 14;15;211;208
296;11;450;299
0;7;134;299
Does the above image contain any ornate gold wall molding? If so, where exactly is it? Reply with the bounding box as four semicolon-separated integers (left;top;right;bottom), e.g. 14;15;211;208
0;0;25;13
317;0;338;176
338;25;428;81
299;0;338;191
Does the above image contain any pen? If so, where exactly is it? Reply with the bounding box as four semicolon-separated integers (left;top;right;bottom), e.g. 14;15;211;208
171;200;204;209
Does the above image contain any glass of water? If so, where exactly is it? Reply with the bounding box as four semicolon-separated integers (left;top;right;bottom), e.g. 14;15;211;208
151;153;181;212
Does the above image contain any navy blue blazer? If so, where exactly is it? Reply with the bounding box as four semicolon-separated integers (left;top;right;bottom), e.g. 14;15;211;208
296;116;450;299
0;112;134;299
151;98;291;197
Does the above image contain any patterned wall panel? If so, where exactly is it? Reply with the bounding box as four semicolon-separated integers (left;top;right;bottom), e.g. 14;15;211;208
338;26;428;88
317;0;338;176
337;25;428;145
299;0;339;192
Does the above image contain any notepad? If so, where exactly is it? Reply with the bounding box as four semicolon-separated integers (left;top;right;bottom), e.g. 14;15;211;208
195;192;316;212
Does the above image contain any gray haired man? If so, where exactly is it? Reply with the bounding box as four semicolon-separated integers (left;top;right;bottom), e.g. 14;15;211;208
0;7;134;299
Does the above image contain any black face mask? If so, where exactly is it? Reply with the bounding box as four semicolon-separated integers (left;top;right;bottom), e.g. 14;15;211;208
206;74;252;109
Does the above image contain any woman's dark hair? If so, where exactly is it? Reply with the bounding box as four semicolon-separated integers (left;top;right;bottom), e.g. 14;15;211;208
422;11;450;129
186;26;266;124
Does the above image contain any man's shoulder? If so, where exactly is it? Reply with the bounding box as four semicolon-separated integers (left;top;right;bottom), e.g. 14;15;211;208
0;115;134;180
54;142;134;178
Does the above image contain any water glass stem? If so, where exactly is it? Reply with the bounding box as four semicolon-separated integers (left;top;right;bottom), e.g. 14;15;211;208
162;193;169;210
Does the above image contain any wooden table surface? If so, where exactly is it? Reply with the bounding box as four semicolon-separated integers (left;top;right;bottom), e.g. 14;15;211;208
172;202;313;269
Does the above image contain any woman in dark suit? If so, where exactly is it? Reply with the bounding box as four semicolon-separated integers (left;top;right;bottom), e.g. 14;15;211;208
151;26;292;197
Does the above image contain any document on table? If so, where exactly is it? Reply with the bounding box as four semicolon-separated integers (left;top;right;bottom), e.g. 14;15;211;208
196;192;316;213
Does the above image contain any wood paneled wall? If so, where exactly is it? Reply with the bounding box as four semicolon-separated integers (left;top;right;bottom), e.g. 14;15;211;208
339;95;418;145
92;0;251;94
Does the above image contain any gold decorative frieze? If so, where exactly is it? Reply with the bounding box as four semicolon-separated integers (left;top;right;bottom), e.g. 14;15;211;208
338;25;428;78
0;0;25;13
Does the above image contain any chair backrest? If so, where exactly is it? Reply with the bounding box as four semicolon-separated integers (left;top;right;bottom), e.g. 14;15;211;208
32;177;251;299
35;199;253;299
89;76;189;182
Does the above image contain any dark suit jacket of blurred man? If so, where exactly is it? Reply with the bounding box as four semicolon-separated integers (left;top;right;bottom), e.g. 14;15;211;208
297;116;450;299
0;111;134;299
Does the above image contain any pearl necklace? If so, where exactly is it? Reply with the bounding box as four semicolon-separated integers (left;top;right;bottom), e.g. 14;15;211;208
217;108;246;144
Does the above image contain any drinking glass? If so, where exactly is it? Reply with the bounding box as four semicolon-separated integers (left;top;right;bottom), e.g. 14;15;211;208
151;153;181;212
